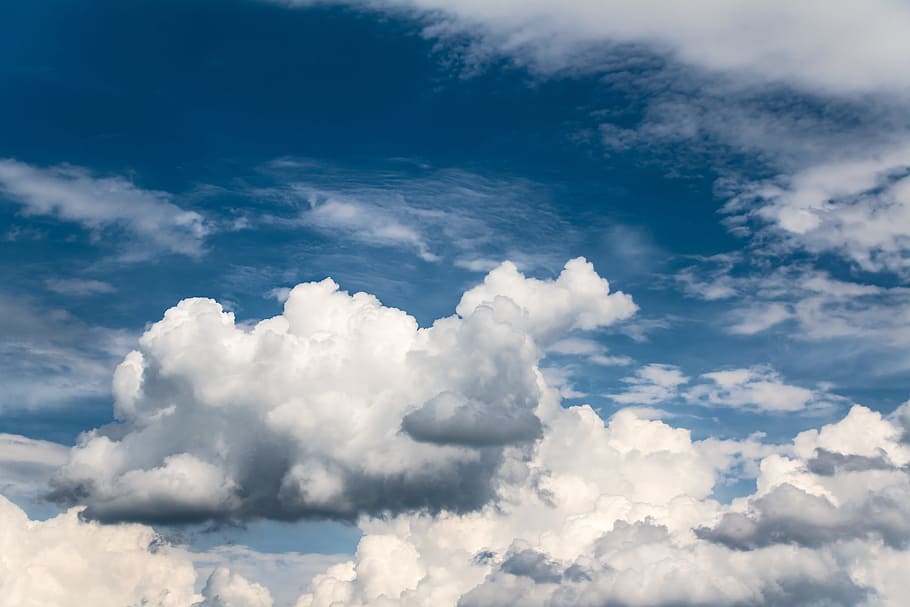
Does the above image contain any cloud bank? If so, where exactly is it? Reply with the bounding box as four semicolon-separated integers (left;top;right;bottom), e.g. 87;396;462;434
296;403;910;606
50;258;636;523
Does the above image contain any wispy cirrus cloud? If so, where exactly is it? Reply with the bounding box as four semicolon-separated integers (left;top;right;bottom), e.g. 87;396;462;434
0;159;211;258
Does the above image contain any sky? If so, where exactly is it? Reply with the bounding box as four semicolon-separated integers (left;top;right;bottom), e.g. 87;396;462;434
2;1;910;606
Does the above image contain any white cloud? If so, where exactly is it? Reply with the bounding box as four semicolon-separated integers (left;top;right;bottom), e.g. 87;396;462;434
295;403;910;606
609;363;842;414
194;546;349;607
725;144;910;276
299;189;439;262
0;494;202;607
607;363;688;405
282;0;910;96
197;567;274;607
0;296;134;411
50;258;635;523
677;261;910;350
0;433;68;504
255;161;569;269
44;278;116;296
0;159;209;257
687;366;843;414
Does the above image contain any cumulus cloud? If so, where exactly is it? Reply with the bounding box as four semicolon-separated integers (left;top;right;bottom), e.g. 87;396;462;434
50;258;635;523
197;567;274;607
294;401;910;606
0;159;209;257
0;494;201;607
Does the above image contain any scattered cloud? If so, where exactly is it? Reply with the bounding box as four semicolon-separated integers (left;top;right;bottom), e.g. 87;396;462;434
281;0;910;96
609;363;843;414
0;295;134;411
0;159;210;258
44;278;116;297
252;160;572;269
724;144;910;276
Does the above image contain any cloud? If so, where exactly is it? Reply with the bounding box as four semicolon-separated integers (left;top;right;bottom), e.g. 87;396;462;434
686;366;844;413
0;491;297;607
299;189;439;262
0;159;209;257
252;161;570;269
295;403;910;606
607;363;688;405
699;404;910;551
49;258;635;523
44;278;116;296
197;567;274;607
280;0;910;96
676;260;910;350
0;295;134;411
0;494;202;607
609;363;842;413
724;144;910;277
193;546;349;607
0;433;68;504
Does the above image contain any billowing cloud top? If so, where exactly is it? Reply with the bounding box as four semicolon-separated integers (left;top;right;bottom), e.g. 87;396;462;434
50;258;635;523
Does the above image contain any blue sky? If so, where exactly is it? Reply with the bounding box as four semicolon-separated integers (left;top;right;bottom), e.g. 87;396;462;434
3;2;910;606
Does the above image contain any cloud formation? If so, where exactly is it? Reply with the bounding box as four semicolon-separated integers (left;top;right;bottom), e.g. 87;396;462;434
50;258;635;523
282;0;910;95
607;363;840;414
0;159;209;257
296;403;910;606
0;495;201;607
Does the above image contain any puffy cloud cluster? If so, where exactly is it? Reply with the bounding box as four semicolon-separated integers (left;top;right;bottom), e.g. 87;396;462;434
0;493;287;607
0;494;200;607
31;257;910;606
198;567;274;607
296;402;910;606
50;258;635;523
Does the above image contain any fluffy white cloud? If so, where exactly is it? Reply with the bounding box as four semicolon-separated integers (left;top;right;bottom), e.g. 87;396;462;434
282;0;910;95
298;189;440;262
0;159;209;257
295;401;910;606
0;494;201;607
197;567;274;607
293;402;910;606
50;258;635;523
